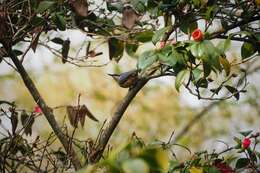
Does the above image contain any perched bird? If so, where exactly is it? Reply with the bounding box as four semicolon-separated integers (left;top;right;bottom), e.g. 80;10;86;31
108;69;139;88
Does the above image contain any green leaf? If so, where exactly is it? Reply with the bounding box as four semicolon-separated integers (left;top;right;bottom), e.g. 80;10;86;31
152;27;169;45
179;15;197;34
51;37;64;45
122;159;149;173
192;68;202;82
30;16;45;26
210;87;222;95
159;52;177;67
241;42;256;59
131;0;147;13
217;38;231;54
13;50;23;56
190;42;204;58
225;85;240;100
108;38;124;62
235;158;249;169
219;57;230;76
137;50;158;70
203;62;211;77
125;43;138;57
37;1;55;13
172;47;187;65
134;30;154;43
239;130;253;137
196;78;208;88
55;13;66;31
204;166;220;173
175;69;189;92
190;41;218;66
107;1;124;12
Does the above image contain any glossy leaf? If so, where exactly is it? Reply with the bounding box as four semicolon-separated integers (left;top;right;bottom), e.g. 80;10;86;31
204;166;220;173
13;50;24;56
241;42;256;59
180;15;198;34
158;51;177;67
196;78;208;88
152;27;169;45
192;68;202;82
51;37;64;45
125;43;138;57
37;1;55;13
108;38;124;62
130;0;147;13
217;38;231;54
107;1;124;12
239;130;253;137
175;69;189;92
134;30;154;42
235;158;249;169
55;13;66;31
203;62;211;77
137;50;158;70
51;12;66;31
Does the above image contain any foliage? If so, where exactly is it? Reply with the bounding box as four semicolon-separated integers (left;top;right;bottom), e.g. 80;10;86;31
79;131;260;173
0;0;260;172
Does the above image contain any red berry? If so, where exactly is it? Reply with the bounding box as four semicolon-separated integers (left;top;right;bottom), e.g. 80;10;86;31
34;105;42;113
192;29;204;41
242;138;251;149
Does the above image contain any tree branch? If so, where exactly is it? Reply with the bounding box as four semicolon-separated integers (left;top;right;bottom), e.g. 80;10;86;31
216;35;260;46
210;15;260;39
5;48;82;170
0;100;15;106
89;79;148;163
175;63;260;142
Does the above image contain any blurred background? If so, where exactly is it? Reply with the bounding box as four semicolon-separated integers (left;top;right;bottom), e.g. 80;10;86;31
0;29;259;161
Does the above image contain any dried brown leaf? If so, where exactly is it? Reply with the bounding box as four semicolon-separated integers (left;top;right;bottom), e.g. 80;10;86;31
11;109;18;135
70;0;88;17
80;105;98;122
66;105;79;128
21;111;34;136
31;27;43;52
62;39;70;64
122;5;140;29
66;104;98;128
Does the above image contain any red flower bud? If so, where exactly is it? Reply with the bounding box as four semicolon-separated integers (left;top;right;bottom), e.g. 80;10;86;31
34;105;42;113
242;138;251;149
192;29;203;42
159;41;166;49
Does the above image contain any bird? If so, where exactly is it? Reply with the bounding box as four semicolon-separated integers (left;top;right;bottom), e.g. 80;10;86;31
108;69;139;88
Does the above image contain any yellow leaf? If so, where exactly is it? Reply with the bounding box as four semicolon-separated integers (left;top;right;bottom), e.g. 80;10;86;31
156;149;169;172
256;0;260;6
189;167;203;173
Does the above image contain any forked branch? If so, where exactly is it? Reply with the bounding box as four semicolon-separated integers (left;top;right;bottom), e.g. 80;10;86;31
5;48;82;170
